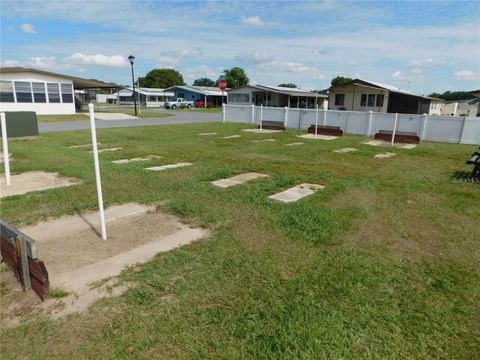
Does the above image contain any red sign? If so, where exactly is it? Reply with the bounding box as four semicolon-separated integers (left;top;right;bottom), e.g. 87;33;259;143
219;79;227;91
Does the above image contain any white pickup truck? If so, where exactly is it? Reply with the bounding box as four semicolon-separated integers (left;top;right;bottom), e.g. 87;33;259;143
164;98;193;109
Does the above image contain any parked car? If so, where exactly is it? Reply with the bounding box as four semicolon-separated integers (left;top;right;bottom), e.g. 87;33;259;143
194;100;214;108
164;98;193;109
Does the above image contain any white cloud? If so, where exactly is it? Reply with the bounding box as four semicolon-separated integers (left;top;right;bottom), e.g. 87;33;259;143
27;56;56;68
262;61;312;73
66;53;129;67
235;52;271;64
241;16;264;26
454;70;479;81
182;64;220;83
393;68;422;80
411;58;433;67
1;60;21;67
21;23;36;34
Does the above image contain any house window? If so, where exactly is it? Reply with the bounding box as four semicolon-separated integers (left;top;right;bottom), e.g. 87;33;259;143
334;94;345;106
47;83;61;103
376;94;384;107
14;81;32;103
360;94;367;106
367;94;375;106
0;80;15;102
229;93;250;102
61;83;73;103
32;82;47;103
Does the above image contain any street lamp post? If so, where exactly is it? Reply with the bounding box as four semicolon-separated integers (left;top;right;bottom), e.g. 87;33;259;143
128;54;137;116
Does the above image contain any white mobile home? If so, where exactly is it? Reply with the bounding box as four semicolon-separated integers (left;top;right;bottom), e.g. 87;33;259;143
112;87;174;107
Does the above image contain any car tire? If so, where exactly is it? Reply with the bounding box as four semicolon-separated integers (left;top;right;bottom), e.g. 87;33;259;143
171;105;177;109
187;104;192;109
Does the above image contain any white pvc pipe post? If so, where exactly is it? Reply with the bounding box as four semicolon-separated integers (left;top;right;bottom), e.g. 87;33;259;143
323;107;327;126
315;104;319;136
260;104;263;131
1;112;11;186
88;104;107;240
284;106;288;127
222;103;226;123
367;111;373;136
391;113;398;147
251;104;255;124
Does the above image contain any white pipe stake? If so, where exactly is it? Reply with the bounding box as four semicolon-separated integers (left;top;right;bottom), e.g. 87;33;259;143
1;113;11;186
315;105;319;136
260;104;263;131
222;103;226;123
367;111;373;136
251;104;255;124
284;106;288;127
88;104;107;240
391;113;398;147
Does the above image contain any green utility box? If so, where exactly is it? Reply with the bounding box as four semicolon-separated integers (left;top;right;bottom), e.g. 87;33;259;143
0;112;39;138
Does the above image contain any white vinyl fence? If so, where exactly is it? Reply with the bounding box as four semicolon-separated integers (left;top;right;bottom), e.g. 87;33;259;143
222;104;480;145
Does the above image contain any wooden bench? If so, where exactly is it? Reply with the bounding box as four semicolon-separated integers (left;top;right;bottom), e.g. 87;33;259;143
257;121;286;130
307;125;343;136
374;130;420;144
0;220;49;300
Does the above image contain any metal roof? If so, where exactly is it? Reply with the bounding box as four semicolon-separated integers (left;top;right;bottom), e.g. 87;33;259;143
228;84;327;98
115;87;174;97
167;85;225;96
0;67;121;89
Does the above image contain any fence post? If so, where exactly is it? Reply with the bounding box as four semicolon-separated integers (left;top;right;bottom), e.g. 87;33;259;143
260;104;263;130
420;113;428;140
1;112;11;186
284;106;288;127
322;108;327;126
251;104;255;124
391;113;398;146
367;110;373;136
315;105;319;136
222;103;226;123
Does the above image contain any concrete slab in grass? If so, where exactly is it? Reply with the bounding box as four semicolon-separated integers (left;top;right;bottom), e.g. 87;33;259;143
0;171;81;198
112;155;161;164
198;132;217;136
363;139;417;149
285;142;305;146
91;147;123;153
242;128;283;133
334;147;358;153
222;135;242;139
269;183;324;203
375;152;396;158
69;143;100;149
252;139;276;143
212;172;269;188
146;162;193;171
297;134;338;141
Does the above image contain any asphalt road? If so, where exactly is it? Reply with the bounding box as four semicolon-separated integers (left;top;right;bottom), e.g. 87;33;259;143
39;110;222;133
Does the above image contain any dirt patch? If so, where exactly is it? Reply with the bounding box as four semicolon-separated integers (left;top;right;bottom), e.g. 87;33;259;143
0;171;81;198
363;139;417;149
297;134;339;141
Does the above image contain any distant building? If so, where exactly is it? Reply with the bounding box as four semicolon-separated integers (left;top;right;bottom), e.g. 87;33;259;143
227;85;328;108
328;79;444;115
0;67;119;114
110;87;174;107
166;85;226;107
442;98;480;117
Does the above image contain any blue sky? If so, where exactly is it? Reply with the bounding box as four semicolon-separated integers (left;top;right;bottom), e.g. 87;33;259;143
1;0;479;94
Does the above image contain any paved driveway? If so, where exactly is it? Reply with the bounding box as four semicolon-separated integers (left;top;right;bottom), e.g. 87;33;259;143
39;110;221;133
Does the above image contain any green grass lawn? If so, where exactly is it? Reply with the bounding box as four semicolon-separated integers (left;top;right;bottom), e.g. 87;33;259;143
36;114;89;123
1;122;479;359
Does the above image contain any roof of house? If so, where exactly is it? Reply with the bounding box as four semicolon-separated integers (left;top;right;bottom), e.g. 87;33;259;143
0;67;120;89
331;78;444;102
166;85;225;96
229;84;327;98
115;87;174;97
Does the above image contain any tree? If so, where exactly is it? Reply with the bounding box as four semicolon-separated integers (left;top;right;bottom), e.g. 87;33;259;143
278;83;297;88
427;91;475;101
138;69;185;88
217;67;249;88
330;76;353;86
193;77;216;87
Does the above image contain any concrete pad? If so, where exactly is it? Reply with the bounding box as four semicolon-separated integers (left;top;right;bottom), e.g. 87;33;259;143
242;128;283;133
20;203;208;293
69;143;100;149
374;152;396;158
146;162;193;171
112;155;161;164
94;112;138;120
91;147;123;153
251;139;277;143
222;135;242;139
363;140;417;149
269;183;324;203
0;171;81;198
198;132;217;136
297;134;338;141
0;152;12;163
285;142;305;146
334;147;358;153
212;172;269;188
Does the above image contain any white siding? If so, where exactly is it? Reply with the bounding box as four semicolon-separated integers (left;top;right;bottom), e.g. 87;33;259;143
329;84;388;112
